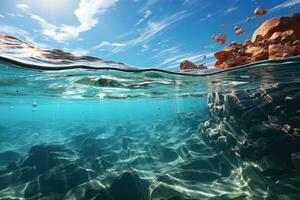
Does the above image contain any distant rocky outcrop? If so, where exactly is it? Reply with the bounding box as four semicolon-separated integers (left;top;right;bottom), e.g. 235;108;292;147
0;35;127;67
179;60;207;72
214;13;300;69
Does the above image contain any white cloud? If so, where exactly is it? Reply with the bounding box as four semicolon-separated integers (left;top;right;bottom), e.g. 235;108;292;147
128;11;189;46
136;10;152;25
142;44;149;49
74;0;117;32
149;45;215;70
182;0;190;5
16;4;29;11
225;7;237;14
199;4;236;22
0;14;4;18
0;24;28;38
139;0;159;12
94;11;189;54
269;0;300;12
94;41;126;53
160;53;191;66
0;24;48;48
62;47;89;56
72;48;89;56
164;51;214;70
17;0;118;43
7;13;23;17
140;44;150;52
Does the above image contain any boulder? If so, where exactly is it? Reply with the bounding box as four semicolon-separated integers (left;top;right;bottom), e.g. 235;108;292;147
245;46;268;61
292;13;300;23
109;171;149;200
214;13;300;69
293;40;300;54
268;44;295;58
64;179;111;200
291;152;300;170
224;42;240;52
180;150;237;177
71;133;111;157
252;16;300;43
150;183;194;200
0;166;37;190
180;60;196;70
214;51;247;69
214;51;230;64
0;151;21;167
172;169;220;183
21;144;78;174
179;60;207;72
24;163;97;198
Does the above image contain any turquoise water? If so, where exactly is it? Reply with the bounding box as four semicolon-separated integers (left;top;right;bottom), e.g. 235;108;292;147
0;55;300;199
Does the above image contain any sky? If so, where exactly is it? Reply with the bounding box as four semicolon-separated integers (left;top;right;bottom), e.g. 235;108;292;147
0;0;299;70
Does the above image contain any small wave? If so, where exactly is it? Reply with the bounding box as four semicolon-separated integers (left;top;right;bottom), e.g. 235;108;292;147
2;53;300;76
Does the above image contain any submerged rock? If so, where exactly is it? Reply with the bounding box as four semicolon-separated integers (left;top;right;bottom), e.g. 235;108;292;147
150;182;196;200
172;169;220;182
21;144;78;174
291;152;300;170
0;150;21;167
204;82;300;180
109;171;149;200
181;150;237;177
145;145;178;163
71;133;110;157
64;179;111;200
76;77;125;88
0;166;37;190
24;163;97;198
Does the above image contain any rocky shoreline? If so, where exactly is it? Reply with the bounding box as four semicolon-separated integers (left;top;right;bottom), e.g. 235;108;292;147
180;13;300;72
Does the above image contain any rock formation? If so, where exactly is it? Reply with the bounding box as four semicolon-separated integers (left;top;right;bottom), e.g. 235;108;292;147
203;82;300;177
214;13;300;69
0;35;127;67
179;60;207;72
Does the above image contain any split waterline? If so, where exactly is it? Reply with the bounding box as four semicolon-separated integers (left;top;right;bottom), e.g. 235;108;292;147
0;56;300;199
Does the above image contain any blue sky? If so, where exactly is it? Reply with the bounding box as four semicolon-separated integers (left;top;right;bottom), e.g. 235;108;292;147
0;0;299;70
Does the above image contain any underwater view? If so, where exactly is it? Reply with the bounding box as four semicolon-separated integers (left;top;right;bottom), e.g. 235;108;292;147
1;0;300;199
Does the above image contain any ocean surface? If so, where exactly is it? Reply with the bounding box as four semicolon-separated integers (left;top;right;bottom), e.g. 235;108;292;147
0;47;300;199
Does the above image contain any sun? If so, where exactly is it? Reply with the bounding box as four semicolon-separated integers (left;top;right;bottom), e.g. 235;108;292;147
19;0;78;21
21;0;76;12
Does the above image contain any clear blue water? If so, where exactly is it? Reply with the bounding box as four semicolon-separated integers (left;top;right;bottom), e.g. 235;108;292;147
1;52;300;199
